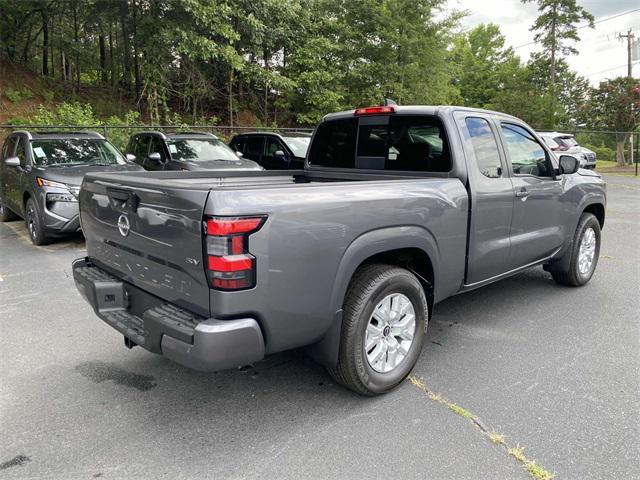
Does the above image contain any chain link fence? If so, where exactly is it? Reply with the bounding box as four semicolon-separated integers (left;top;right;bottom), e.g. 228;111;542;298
0;124;637;175
0;124;314;152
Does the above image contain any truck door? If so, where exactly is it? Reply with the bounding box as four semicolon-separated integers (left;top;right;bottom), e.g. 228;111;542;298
454;113;514;284
498;122;564;269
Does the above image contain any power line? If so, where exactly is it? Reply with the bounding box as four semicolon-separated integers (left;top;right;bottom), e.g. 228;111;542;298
585;61;639;77
513;7;640;49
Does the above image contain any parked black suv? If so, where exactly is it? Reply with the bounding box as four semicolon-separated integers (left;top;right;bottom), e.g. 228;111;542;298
125;131;262;171
229;132;311;169
0;130;143;245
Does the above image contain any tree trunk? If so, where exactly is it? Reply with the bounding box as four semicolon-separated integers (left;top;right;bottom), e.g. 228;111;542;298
616;134;627;166
228;69;234;127
109;22;115;86
73;1;80;92
41;9;49;76
61;51;67;82
132;0;141;100
99;35;107;83
120;1;131;91
49;13;54;78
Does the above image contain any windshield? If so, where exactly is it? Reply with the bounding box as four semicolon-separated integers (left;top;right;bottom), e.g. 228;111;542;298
558;136;578;147
168;139;238;162
282;136;311;157
30;139;125;166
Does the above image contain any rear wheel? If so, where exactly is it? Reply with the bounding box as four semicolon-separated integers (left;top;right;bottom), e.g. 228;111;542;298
551;213;600;286
0;196;18;222
25;198;50;245
328;264;427;396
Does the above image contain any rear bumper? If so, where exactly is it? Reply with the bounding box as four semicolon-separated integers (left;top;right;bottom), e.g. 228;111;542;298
72;258;265;371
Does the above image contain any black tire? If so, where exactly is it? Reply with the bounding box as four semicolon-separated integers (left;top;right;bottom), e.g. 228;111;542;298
25;198;50;245
328;263;427;396
551;213;601;287
0;196;18;222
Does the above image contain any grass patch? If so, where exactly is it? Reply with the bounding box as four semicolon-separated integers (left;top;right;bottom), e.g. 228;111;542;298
408;375;555;480
509;447;554;480
488;431;505;445
449;403;473;419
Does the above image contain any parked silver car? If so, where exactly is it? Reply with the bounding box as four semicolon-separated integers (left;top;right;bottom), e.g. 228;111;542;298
538;132;596;170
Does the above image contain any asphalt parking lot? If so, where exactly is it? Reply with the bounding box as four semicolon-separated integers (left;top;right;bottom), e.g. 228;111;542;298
1;175;639;480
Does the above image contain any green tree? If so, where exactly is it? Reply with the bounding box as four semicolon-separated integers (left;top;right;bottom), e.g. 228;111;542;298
450;23;520;108
523;0;593;128
588;77;640;166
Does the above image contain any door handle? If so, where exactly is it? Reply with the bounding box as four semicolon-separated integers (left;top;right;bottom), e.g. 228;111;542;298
515;189;529;198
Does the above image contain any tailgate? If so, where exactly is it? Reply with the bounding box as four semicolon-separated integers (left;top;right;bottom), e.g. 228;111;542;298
79;175;211;317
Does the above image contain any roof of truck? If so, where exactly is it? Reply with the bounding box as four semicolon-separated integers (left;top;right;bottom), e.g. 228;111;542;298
537;131;575;138
11;130;105;140
322;105;522;123
131;131;218;140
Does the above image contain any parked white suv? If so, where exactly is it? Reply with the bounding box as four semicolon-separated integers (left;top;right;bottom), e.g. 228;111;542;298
538;132;596;170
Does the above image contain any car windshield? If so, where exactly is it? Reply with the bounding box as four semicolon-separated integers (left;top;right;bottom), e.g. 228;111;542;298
541;136;560;149
282;136;311;157
558;136;578;147
30;139;125;166
167;138;238;162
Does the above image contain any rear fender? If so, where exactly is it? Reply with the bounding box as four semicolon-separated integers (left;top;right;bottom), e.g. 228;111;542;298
310;226;439;367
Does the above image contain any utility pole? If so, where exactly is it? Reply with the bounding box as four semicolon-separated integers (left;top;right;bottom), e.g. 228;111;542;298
618;29;635;77
618;29;635;165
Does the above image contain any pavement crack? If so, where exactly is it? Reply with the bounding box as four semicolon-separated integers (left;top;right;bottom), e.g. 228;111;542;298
0;454;31;470
407;375;554;480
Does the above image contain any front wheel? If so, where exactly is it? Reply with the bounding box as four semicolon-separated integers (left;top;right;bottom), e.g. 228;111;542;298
25;198;50;245
551;212;601;286
328;264;427;396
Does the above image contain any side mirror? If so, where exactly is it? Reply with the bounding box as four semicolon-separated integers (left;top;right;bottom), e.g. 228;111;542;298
148;152;162;163
125;153;136;162
4;156;20;167
236;151;244;158
559;155;579;175
274;150;285;158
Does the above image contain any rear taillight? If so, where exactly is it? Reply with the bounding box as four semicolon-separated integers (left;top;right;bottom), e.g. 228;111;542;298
204;216;266;291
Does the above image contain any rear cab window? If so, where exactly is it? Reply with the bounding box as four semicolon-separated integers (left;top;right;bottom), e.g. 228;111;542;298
308;115;451;173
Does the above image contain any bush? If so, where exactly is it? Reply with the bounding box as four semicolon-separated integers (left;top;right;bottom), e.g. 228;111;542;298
582;143;615;162
4;88;33;103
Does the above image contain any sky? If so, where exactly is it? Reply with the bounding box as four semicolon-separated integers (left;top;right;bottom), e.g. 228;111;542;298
447;0;640;85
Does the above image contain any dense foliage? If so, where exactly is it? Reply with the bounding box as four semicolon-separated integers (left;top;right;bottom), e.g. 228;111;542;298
0;0;638;163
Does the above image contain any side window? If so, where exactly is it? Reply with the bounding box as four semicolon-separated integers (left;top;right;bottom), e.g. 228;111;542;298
465;117;503;178
264;137;285;157
149;137;166;160
500;123;552;177
15;137;27;167
230;137;244;152
308;118;358;168
245;137;264;157
135;136;151;159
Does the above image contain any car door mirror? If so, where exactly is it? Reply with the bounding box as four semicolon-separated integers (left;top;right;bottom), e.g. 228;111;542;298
559;155;579;174
274;150;285;158
4;156;20;167
125;153;136;163
236;151;244;158
148;152;163;163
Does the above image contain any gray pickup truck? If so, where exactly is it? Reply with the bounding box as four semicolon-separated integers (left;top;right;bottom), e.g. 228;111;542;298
72;105;606;395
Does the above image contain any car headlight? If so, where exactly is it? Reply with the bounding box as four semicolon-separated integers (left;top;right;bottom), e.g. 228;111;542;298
36;177;68;189
37;177;79;202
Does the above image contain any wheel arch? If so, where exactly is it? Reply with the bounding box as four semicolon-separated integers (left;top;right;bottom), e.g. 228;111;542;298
582;202;605;228
309;226;438;367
